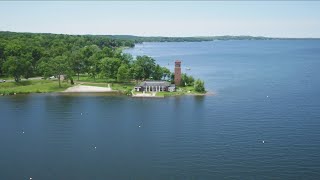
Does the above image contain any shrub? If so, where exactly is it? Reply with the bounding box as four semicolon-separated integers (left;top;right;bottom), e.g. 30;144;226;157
181;73;195;86
194;79;206;93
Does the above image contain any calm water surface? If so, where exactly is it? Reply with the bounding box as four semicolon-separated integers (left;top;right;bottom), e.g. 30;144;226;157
1;40;320;179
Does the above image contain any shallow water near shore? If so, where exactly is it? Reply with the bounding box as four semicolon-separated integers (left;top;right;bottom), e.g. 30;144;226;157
1;40;320;179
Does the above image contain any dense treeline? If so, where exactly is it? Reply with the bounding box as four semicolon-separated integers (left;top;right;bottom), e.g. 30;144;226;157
0;31;172;87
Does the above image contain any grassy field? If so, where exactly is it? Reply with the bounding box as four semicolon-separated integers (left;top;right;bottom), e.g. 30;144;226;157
156;86;206;97
73;74;108;83
0;77;13;80
0;73;206;97
0;80;71;95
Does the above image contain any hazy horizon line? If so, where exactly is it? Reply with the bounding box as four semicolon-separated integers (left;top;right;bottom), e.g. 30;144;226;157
1;30;320;39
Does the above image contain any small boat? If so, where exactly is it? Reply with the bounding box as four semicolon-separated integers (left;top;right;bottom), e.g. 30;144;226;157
186;67;191;70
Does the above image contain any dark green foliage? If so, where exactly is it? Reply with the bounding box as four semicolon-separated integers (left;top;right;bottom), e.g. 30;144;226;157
152;65;163;80
38;55;71;87
130;63;144;81
132;55;156;80
181;73;195;87
0;31;206;87
87;53;102;81
0;58;4;76
117;64;130;82
70;50;85;80
152;65;171;80
100;57;122;80
194;79;206;93
119;53;133;65
0;31;135;81
2;56;32;82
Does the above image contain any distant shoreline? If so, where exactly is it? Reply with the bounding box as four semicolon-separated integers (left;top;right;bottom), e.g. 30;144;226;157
2;31;320;43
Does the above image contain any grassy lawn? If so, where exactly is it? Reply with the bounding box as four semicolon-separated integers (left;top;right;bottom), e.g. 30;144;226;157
0;76;13;80
0;73;206;97
156;86;206;97
156;91;184;97
110;82;135;91
0;80;71;95
73;74;108;83
180;86;206;95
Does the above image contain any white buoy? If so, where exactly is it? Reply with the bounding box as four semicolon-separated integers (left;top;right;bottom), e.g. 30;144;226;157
138;125;141;128
30;177;32;180
22;131;24;134
94;146;97;149
262;140;265;143
81;113;83;115
267;96;269;98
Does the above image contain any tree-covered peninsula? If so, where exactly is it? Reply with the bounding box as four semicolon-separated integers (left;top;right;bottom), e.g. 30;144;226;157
0;31;206;96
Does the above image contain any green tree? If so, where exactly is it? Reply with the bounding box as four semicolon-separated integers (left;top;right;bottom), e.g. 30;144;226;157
38;55;72;87
53;55;72;87
37;57;54;79
102;47;114;57
130;63;143;81
0;31;136;80
100;57;122;80
181;73;195;86
87;54;101;82
30;47;44;66
152;64;164;80
70;50;85;80
81;45;100;59
188;75;195;86
135;55;156;80
0;58;4;76
23;60;33;79
4;43;23;57
120;53;133;65
161;67;171;75
0;43;5;76
117;64;130;82
2;56;32;82
194;79;206;93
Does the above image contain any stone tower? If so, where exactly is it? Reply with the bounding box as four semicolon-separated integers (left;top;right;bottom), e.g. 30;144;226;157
174;60;181;86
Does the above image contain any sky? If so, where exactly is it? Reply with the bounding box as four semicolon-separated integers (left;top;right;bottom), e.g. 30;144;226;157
0;1;320;38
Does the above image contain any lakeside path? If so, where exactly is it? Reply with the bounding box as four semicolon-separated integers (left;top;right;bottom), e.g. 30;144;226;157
132;92;159;98
63;85;113;92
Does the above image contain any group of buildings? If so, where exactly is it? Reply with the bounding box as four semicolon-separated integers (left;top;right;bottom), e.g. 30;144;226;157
134;60;182;92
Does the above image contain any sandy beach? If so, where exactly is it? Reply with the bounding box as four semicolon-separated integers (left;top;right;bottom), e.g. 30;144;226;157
64;85;113;92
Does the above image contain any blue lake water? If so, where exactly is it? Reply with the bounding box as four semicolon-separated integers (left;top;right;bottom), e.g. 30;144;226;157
1;40;320;179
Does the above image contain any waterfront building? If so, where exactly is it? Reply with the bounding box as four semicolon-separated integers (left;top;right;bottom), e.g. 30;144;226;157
134;81;176;92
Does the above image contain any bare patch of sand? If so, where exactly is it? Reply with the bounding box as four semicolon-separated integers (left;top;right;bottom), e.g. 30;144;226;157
64;85;113;92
